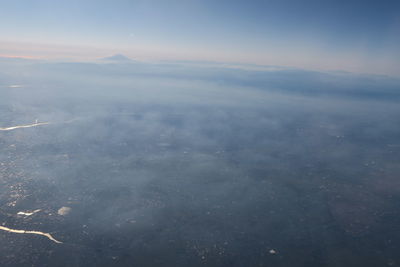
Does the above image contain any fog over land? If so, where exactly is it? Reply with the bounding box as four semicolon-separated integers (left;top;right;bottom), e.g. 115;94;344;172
1;57;400;267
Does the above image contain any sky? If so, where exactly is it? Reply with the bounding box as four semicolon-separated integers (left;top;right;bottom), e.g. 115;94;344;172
1;0;400;76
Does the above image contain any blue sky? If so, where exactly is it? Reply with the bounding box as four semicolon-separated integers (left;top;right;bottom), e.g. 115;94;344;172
1;0;399;75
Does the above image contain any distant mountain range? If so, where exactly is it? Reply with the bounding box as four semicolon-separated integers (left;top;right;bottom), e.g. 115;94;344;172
101;54;132;62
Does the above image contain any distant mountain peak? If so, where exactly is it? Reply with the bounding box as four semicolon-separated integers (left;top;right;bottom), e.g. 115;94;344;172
102;54;132;61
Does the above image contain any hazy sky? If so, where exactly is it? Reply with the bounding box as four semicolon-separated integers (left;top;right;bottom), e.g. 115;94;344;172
1;0;400;75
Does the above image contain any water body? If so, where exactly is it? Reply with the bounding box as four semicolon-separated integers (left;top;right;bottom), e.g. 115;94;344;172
1;58;400;266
